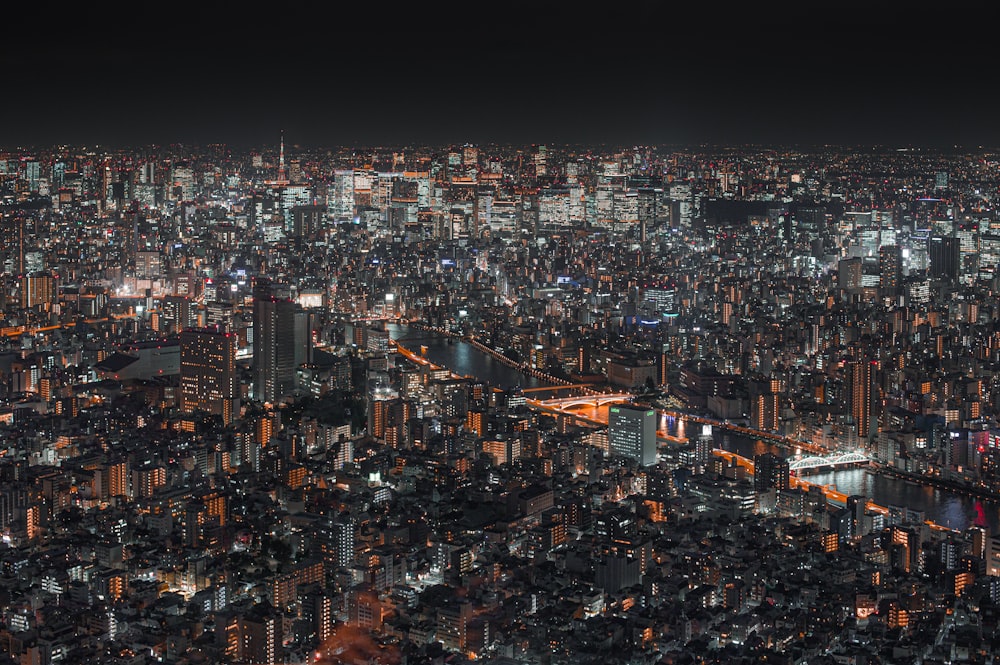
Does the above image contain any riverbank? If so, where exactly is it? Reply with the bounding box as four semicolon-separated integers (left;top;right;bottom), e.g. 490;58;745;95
872;465;1000;505
404;321;571;387
390;322;1000;533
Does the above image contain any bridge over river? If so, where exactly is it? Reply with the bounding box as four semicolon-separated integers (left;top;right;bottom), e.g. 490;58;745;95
529;393;839;456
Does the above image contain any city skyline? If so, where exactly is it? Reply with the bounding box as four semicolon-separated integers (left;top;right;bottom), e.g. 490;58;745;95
3;128;1000;663
3;6;998;150
6;9;1000;662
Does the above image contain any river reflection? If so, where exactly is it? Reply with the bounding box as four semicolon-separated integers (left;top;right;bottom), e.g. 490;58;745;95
387;323;1000;534
713;431;1000;534
386;323;546;390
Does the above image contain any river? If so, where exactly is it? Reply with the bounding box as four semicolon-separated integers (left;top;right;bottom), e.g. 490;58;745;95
388;323;1000;533
386;323;547;390
714;432;1000;533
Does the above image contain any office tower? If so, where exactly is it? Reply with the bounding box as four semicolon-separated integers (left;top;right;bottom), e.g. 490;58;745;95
294;309;313;368
328;169;355;221
135;251;162;279
847;358;878;444
928;235;960;283
252;278;297;403
608;404;657;466
879;244;902;295
205;301;235;331
291;203;323;240
837;257;863;291
180;326;239;425
159;295;194;334
753;452;790;492
956;220;979;280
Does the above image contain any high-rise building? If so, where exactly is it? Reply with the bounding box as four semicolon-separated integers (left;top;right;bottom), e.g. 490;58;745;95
436;600;474;652
749;378;780;433
159;295;195;334
136;251;162;279
225;606;282;664
368;391;392;440
753;452;790;492
20;272;56;309
180;326;239;425
879;244;902;295
928;235;960;283
291;204;324;240
205;301;235;331
608;404;657;466
848;358;878;444
252;278;298;403
837;257;863;291
325;512;356;570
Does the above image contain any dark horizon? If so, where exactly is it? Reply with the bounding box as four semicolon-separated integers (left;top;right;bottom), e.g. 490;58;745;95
3;5;998;151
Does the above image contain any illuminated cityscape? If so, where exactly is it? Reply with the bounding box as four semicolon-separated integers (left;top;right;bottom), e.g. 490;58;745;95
1;137;1000;665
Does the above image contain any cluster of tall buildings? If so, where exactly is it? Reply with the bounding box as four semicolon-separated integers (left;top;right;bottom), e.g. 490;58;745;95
1;140;1000;663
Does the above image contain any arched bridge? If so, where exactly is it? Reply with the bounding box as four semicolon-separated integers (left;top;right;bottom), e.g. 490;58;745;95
537;394;634;408
788;451;870;472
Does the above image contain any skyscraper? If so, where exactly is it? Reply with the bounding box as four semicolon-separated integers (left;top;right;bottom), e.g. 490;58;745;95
608;404;657;466
928;235;960;283
252;278;297;403
180;326;239;425
749;378;780;433
753;452;790;492
847;358;878;444
879;244;902;296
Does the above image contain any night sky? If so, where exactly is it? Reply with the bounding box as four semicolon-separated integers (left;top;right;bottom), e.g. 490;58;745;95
2;4;997;151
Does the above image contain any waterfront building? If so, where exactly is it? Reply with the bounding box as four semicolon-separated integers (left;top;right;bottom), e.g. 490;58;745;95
608;404;656;466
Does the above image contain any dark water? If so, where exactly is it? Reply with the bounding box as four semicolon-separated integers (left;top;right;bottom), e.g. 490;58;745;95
386;323;546;390
712;430;1000;534
389;323;1000;534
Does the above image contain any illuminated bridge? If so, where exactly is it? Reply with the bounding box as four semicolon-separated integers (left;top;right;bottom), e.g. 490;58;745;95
530;395;833;455
788;451;871;472
534;394;634;408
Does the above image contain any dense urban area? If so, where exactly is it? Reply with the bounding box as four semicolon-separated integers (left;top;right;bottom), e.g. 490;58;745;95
2;139;1000;664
